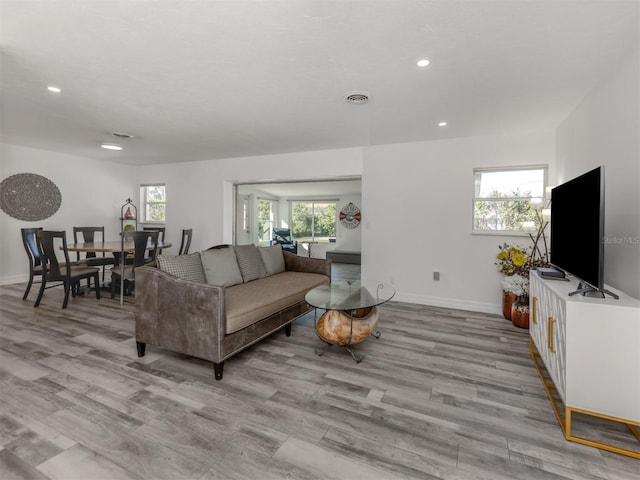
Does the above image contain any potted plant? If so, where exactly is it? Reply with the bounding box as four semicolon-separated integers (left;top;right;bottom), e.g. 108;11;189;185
503;273;531;328
496;243;530;320
495;196;552;327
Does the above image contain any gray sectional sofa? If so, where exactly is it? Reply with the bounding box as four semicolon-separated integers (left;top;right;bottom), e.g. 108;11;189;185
134;244;331;380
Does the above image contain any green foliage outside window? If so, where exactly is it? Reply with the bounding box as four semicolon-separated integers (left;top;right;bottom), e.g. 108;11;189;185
291;201;336;241
474;188;536;231
473;167;546;232
142;185;166;223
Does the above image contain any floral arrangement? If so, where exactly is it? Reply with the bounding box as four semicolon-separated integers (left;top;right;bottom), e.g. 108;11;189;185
496;243;530;276
502;273;529;297
496;241;548;297
496;195;553;299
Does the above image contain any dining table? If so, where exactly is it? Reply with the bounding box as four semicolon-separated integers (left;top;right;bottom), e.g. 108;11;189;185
65;240;172;304
66;240;172;254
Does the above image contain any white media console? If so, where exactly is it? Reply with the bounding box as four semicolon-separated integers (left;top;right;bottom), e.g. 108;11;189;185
529;270;640;458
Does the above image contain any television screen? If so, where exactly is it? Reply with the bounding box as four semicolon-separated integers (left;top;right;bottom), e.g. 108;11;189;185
550;166;604;290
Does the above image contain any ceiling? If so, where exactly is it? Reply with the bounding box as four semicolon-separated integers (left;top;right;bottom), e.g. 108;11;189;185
1;1;638;166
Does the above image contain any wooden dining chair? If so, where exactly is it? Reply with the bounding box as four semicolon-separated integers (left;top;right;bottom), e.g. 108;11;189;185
178;228;193;255
21;227;44;300
73;226;115;282
143;227;165;260
34;230;101;309
111;230;159;299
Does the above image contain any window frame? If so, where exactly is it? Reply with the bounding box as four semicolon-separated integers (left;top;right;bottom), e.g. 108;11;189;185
256;197;276;246
140;183;166;224
472;165;548;235
289;199;338;242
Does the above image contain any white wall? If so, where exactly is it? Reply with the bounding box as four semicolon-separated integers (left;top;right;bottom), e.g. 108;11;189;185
2;135;559;315
139;147;364;252
362;130;556;313
0;144;137;284
334;195;362;252
556;44;640;299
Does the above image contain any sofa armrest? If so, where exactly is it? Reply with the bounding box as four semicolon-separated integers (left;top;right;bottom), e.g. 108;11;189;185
283;251;331;277
135;265;226;363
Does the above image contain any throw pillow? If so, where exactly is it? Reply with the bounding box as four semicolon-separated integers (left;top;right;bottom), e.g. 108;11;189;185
234;244;266;282
258;244;285;276
156;253;206;283
200;248;244;287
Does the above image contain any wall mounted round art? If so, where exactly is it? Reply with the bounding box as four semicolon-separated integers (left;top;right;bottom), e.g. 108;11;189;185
0;173;62;221
339;202;361;229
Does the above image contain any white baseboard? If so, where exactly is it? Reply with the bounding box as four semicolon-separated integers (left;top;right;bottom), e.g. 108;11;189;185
0;276;503;316
393;291;501;316
0;275;27;286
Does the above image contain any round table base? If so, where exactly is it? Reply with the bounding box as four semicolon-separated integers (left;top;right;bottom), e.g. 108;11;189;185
316;306;380;346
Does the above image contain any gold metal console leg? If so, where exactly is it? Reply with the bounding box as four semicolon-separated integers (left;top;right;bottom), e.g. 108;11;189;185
530;338;640;459
564;407;640;459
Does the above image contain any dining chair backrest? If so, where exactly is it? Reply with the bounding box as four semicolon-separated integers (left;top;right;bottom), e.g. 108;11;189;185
73;226;105;261
142;227;165;259
122;230;159;268
21;227;44;300
22;227;43;268
178;228;193;255
35;230;101;308
37;230;71;281
143;227;165;243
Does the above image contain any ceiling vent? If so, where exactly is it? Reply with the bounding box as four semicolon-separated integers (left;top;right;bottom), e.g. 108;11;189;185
344;91;370;105
111;132;134;139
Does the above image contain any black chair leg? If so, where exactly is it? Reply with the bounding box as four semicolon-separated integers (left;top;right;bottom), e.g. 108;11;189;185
23;273;34;300
136;341;146;357
214;362;224;381
33;278;46;307
94;273;101;300
62;282;71;309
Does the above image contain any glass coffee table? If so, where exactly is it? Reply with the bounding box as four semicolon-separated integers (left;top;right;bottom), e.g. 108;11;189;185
305;279;395;362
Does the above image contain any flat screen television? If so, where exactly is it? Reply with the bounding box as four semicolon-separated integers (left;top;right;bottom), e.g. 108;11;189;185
550;166;616;298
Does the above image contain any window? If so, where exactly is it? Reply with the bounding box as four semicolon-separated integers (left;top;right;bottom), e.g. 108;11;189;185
140;183;166;223
290;200;337;242
257;199;276;245
473;166;547;233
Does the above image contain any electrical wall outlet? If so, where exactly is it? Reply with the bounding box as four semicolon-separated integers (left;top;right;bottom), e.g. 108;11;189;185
433;271;440;281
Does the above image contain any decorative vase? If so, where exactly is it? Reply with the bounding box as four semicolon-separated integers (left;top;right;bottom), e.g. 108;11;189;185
502;291;517;320
511;295;530;329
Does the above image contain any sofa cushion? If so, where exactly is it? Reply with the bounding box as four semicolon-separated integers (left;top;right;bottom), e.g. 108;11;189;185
234;244;266;282
200;248;243;287
258;244;285;276
224;271;329;333
156;253;206;283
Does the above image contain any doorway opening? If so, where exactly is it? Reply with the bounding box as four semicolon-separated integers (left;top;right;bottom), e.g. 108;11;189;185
234;178;362;261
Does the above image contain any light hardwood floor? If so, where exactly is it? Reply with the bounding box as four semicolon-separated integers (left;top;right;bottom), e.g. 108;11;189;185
1;265;638;479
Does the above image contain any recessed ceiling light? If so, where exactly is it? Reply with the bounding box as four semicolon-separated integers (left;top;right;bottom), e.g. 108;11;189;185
438;121;447;127
47;86;62;93
101;143;123;151
417;59;430;67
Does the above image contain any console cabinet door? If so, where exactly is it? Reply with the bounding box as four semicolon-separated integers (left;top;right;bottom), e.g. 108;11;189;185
530;273;567;401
